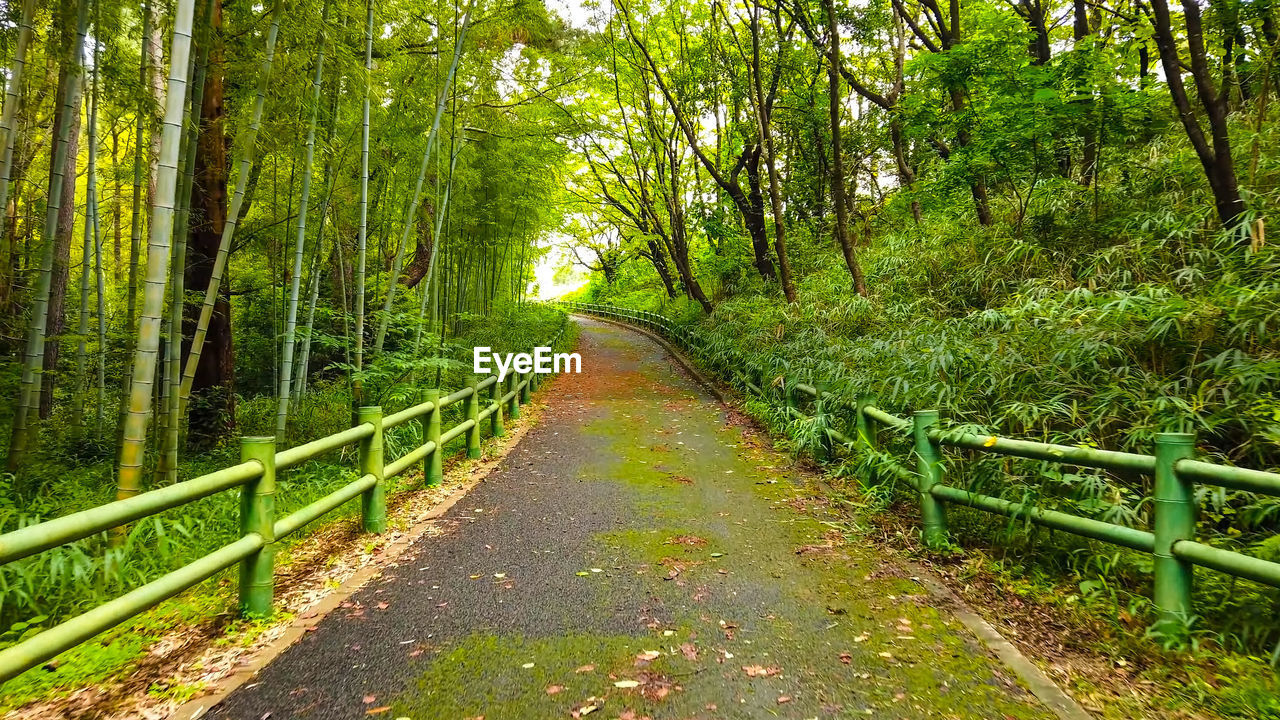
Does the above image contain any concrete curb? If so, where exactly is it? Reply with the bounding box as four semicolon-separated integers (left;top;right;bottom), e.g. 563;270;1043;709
905;563;1094;720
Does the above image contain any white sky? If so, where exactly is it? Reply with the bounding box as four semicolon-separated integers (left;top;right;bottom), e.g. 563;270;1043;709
532;233;591;299
525;0;596;299
545;0;599;29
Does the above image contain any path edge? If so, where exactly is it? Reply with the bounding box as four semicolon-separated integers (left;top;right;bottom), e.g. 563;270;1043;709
570;313;727;404
575;312;1091;720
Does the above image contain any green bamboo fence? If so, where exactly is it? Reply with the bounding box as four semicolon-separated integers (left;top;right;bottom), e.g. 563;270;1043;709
562;301;1280;629
0;321;568;684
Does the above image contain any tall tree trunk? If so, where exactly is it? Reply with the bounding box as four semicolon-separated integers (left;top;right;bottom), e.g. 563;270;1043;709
747;0;796;302
1075;0;1099;188
183;0;236;449
373;1;472;353
618;0;776;283
1148;0;1247;228
179;0;284;419
645;238;678;298
40;64;84;421
146;2;164;207
73;61;99;432
821;0;868;296
160;0;210;476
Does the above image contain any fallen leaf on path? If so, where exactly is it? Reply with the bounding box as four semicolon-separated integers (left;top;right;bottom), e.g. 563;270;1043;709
574;664;596;673
742;665;781;678
614;680;641;688
522;662;535;669
546;685;565;695
570;697;603;717
776;695;792;704
365;707;391;715
839;653;852;664
362;695;377;704
634;650;661;665
680;643;698;661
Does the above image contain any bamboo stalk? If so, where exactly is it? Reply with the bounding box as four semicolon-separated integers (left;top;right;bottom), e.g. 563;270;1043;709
353;0;373;404
74;51;101;431
116;0;199;501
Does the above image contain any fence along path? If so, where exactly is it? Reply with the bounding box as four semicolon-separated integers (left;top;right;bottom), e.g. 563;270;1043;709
563;302;1280;630
0;321;568;685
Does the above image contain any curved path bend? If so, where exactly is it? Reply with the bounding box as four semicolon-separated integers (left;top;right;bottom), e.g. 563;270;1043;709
209;318;1055;720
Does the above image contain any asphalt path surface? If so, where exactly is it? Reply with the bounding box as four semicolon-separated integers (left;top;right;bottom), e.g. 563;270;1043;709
209;318;1053;720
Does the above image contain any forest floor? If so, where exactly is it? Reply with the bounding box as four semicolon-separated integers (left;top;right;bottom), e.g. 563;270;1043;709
200;318;1065;720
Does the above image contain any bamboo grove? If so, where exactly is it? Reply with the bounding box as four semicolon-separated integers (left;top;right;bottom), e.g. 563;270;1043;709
0;0;571;494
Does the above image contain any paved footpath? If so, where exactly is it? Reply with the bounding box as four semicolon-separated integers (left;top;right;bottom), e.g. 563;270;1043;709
209;318;1054;720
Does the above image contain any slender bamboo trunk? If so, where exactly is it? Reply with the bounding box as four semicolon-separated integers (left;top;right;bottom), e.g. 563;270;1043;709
275;4;330;438
177;0;285;416
74;41;101;432
127;3;152;332
158;0;211;483
111;128;122;279
419;144;461;352
7;0;90;472
116;0;198;501
352;0;373;408
0;0;36;249
87;0;103;431
295;134;339;403
117;0;153;455
94;193;106;432
73;143;93;431
294;246;322;400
